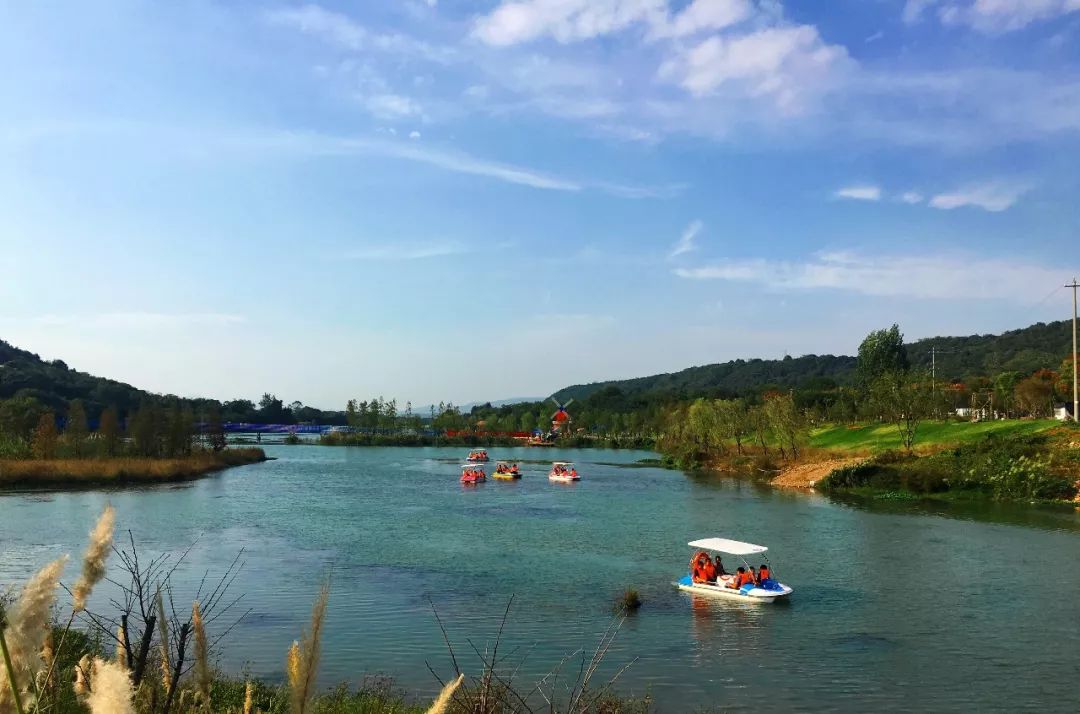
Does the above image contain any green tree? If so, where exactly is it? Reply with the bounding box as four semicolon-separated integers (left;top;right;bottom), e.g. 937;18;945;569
857;324;910;388
98;406;121;457
66;399;89;457
32;411;58;459
716;399;750;455
206;405;227;452
345;399;359;429
763;392;805;460
165;403;195;457
0;396;47;441
869;371;934;452
129;402;162;457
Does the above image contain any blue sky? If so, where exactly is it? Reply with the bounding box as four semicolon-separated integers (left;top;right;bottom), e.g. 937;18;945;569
2;0;1079;408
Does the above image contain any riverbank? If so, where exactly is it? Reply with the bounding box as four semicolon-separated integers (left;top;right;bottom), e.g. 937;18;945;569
692;420;1080;502
790;428;1080;502
0;448;268;488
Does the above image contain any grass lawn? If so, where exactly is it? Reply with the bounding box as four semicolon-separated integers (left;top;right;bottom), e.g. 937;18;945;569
809;419;1060;452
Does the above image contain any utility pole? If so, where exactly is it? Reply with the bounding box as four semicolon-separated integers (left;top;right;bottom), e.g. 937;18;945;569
1069;279;1079;423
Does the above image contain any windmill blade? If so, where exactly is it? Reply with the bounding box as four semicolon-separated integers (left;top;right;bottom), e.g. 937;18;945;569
548;397;561;407
563;398;574;408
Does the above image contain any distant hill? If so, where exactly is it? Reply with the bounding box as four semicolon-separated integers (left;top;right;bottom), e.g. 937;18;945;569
0;339;150;415
552;320;1074;402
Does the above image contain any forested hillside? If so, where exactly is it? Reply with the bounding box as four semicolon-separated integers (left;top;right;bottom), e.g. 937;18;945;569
553;320;1073;402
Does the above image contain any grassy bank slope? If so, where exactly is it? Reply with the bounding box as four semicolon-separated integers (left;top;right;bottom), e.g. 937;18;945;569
809;419;1059;452
0;447;267;488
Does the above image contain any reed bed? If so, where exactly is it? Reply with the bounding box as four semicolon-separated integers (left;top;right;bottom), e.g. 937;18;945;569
0;449;267;487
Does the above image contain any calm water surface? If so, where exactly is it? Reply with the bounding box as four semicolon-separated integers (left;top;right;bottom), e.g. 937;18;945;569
3;446;1080;712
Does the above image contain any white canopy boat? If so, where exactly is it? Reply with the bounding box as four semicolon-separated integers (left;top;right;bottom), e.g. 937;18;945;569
675;537;793;603
548;461;579;482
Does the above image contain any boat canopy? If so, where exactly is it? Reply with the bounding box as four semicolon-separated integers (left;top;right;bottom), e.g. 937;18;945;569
688;538;768;556
462;464;485;470
552;462;575;466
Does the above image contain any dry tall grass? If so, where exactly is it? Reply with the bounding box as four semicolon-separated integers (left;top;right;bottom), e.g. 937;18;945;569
0;449;266;487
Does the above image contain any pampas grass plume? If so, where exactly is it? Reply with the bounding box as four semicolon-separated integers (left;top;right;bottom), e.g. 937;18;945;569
289;582;328;714
73;506;116;612
425;673;464;714
286;641;301;690
192;601;211;705
243;680;254;714
0;555;68;706
85;657;134;714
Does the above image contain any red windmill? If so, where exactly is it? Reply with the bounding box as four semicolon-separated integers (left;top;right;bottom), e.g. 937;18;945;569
549;397;574;434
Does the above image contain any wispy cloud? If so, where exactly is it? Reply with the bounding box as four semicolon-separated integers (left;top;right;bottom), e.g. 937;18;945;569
834;185;882;201
928;182;1031;212
5;121;675;198
673;251;1064;300
344;242;466;260
899;191;924;204
905;0;1080;33
264;4;455;62
669;219;703;258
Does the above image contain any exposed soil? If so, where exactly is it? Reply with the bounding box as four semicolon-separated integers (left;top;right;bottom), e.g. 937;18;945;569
770;458;865;489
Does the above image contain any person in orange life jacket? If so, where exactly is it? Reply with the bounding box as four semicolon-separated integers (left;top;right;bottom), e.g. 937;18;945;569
757;564;771;584
691;551;710;583
702;558;717;583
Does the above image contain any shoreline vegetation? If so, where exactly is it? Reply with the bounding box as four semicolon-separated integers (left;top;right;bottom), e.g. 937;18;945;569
655;325;1080;506
0;448;268;489
0;508;654;714
688;420;1080;504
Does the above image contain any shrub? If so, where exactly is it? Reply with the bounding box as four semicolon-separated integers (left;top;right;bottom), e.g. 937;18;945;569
613;588;642;615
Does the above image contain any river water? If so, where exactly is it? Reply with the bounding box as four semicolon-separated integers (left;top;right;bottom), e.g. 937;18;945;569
2;446;1079;712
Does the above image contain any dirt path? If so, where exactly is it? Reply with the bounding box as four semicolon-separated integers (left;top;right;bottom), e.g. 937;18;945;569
770;458;864;489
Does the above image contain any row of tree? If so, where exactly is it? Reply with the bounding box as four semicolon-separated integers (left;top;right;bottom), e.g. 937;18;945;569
0;397;227;460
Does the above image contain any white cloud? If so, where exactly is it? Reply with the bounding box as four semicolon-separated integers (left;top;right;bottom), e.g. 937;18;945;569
673;251;1063;300
364;94;423;120
265;4;454;62
409;130;421;139
865;30;884;43
658;25;850;111
669;219;703;258
834;185;881;201
928;182;1031;211
472;0;668;46
345;242;465;260
902;0;939;23
656;0;753;38
904;0;1080;33
472;0;753;46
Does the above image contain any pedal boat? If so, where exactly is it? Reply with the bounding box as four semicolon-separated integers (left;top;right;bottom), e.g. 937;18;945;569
492;461;522;480
460;464;486;485
676;538;792;603
548;461;580;482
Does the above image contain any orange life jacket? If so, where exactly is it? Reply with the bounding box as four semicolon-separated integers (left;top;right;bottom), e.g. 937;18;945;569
736;571;753;588
702;562;716;582
759;566;771;581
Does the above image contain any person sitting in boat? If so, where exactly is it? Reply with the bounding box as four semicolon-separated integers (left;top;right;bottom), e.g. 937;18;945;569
757;564;771;584
713;555;727;577
702;556;717;583
727;567;753;589
690;551;711;584
569;467;578;478
510;463;520;475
